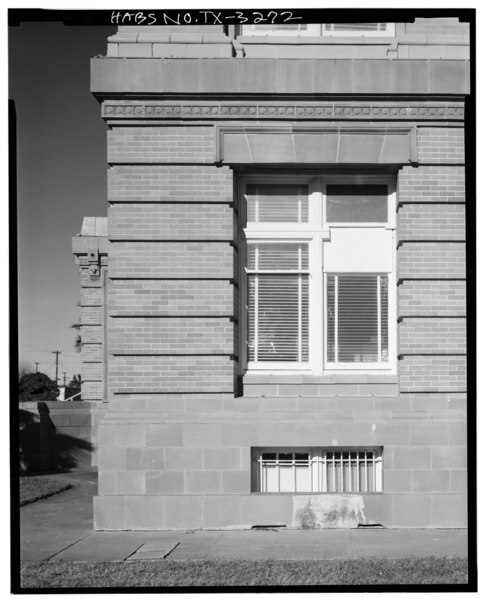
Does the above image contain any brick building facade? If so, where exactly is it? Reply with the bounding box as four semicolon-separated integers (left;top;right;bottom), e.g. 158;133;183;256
73;17;470;529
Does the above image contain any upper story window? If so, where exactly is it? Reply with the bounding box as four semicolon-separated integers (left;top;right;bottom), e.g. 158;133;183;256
242;23;395;37
240;175;396;376
322;23;395;37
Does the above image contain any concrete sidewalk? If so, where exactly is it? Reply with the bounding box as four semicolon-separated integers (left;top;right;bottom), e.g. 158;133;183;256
20;468;468;563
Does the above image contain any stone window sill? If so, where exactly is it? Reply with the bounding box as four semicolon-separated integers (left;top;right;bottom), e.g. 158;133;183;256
237;35;395;45
243;373;398;385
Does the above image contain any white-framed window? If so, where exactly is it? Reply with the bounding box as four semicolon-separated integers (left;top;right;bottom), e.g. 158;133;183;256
252;447;383;493
322;23;395;37
242;24;321;36
242;23;395;37
240;174;396;375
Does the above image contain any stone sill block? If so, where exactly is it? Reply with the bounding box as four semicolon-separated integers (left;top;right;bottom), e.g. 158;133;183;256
243;374;398;385
237;34;469;46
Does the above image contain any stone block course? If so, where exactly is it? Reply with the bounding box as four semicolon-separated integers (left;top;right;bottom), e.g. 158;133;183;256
393;495;432;527
203;448;242;470
146;470;184;494
413;469;450;493
185;470;222;493
222;471;251;494
125;496;164;529
431;494;467;527
146;424;183;447
165;447;203;471
393;446;431;470
431;446;467;469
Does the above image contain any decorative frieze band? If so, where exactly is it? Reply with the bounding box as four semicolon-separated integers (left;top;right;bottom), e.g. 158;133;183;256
102;102;464;120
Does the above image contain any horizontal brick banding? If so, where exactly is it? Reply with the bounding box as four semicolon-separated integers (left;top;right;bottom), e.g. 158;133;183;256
398;280;466;316
82;343;103;361
399;355;466;392
80;287;103;306
398;166;465;203
398;242;465;279
81;325;103;344
107;126;214;164
398;204;465;241
108;165;233;203
399;318;466;353
109;280;235;316
109;203;236;241
83;362;104;381
81;306;103;325
109;317;234;354
109;241;237;279
81;381;104;401
109;355;235;393
417;127;464;164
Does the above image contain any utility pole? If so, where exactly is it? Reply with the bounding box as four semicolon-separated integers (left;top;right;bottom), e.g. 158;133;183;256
63;372;67;387
35;362;40;372
52;351;61;384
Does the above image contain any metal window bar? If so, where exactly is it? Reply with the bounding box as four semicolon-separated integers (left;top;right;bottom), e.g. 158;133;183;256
259;450;378;493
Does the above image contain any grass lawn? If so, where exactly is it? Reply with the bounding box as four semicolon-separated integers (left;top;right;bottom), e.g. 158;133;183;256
20;476;73;507
20;557;468;588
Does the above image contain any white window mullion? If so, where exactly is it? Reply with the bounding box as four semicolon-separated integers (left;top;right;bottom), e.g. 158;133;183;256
377;275;382;362
356;452;360;492
254;275;259;362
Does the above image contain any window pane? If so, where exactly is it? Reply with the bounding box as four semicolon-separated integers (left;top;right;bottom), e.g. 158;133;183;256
327;23;387;32
247;243;308;271
327;275;335;361
248;275;309;362
327;275;388;363
338;276;378;362
381;276;389;362
326;184;388;223
246;184;309;224
245;24;309;32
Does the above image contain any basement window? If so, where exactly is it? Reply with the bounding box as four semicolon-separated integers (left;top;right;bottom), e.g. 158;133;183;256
252;447;383;493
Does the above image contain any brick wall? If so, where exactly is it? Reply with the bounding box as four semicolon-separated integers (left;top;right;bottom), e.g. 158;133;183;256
107;126;237;399
74;256;107;402
107;127;214;163
397;148;466;399
417;128;465;164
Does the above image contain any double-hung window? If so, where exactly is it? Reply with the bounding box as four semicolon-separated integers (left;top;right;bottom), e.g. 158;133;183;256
241;175;396;375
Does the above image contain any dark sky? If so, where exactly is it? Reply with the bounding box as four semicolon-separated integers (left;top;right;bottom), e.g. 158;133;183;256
10;20;116;381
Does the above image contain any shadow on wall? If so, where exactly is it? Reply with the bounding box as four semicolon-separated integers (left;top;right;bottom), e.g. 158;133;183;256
19;402;93;473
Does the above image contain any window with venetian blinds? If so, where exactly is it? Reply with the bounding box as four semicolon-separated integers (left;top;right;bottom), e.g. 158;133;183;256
243;178;394;371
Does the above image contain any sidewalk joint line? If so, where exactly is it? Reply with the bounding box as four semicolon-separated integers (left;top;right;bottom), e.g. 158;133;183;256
47;533;91;561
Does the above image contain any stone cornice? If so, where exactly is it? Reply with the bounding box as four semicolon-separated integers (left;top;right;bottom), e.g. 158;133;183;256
102;101;464;121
